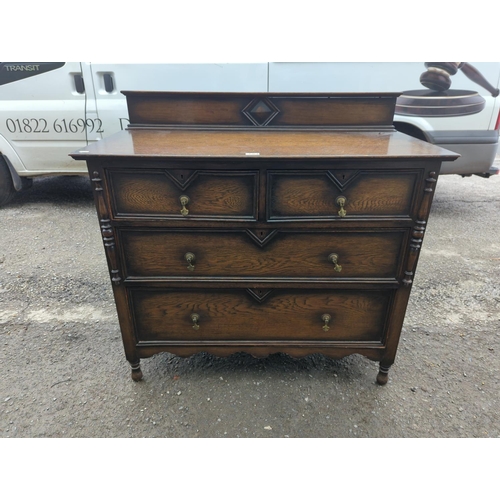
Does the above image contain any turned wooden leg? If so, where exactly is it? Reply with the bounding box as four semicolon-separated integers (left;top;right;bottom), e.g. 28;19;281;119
130;361;143;381
376;364;391;385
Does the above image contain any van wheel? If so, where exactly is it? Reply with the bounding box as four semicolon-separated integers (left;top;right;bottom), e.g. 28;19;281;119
0;156;17;207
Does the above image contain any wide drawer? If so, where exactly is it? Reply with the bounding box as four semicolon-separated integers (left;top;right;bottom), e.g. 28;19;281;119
130;288;393;343
119;229;407;280
268;169;420;220
107;169;258;220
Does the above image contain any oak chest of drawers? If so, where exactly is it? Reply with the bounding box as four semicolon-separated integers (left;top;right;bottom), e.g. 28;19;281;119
71;91;458;384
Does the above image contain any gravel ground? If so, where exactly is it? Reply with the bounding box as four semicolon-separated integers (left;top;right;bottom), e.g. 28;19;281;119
1;158;499;439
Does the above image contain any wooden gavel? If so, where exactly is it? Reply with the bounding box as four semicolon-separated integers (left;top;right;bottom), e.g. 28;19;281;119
420;62;500;96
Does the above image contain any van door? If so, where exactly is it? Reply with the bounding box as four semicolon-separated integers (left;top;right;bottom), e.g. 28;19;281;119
0;62;89;174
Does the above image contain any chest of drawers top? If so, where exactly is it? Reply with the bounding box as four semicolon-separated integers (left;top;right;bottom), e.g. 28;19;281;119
72;91;457;162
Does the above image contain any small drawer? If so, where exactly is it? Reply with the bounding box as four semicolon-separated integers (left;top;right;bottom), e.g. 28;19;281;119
108;169;258;220
268;170;419;220
130;288;392;343
119;229;407;280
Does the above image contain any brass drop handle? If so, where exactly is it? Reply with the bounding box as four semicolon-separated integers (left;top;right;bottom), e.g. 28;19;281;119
185;252;196;271
321;314;331;332
328;253;342;272
179;195;190;216
191;313;200;330
336;196;347;217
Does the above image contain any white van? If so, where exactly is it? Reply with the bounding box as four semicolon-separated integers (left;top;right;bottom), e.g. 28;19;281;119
1;61;499;206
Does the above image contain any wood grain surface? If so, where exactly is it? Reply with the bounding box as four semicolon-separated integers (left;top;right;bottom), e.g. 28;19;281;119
71;129;458;161
119;229;405;279
123;91;398;128
131;288;392;342
269;171;417;218
109;170;257;219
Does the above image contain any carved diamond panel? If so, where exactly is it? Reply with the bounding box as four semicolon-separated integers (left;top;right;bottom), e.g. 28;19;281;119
242;98;280;126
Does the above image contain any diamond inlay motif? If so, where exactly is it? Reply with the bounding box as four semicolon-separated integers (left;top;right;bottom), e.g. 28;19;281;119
242;98;280;126
326;170;360;191
246;288;274;303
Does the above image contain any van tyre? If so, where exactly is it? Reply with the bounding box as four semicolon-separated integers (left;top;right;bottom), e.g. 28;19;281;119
0;156;17;207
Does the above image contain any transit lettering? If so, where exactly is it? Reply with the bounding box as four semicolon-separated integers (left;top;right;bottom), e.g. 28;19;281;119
4;65;41;72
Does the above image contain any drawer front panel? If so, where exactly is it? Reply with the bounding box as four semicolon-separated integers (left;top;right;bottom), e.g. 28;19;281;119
108;169;258;219
268;170;419;219
131;289;392;343
120;229;406;279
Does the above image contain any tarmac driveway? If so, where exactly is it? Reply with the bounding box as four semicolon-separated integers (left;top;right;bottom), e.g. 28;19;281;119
1;161;499;438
